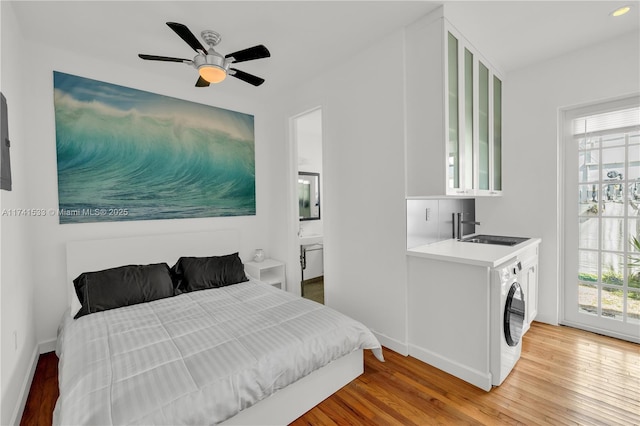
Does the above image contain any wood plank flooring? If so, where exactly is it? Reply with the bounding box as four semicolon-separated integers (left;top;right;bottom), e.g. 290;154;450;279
302;276;324;305
20;351;58;426
294;322;639;425
21;322;639;425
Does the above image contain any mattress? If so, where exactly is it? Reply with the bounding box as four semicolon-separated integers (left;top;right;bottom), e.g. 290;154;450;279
53;280;383;425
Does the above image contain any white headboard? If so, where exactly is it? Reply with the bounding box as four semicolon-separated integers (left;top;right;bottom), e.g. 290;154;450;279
66;229;241;315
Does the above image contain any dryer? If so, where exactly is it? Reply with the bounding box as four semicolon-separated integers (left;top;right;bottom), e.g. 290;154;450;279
490;259;525;386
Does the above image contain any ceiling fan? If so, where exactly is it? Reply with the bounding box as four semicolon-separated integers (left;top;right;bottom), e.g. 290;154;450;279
138;22;270;87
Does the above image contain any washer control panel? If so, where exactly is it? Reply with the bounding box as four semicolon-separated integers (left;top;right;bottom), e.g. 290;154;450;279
512;261;522;275
499;259;521;283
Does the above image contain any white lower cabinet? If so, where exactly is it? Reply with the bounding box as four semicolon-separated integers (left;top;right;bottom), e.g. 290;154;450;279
407;256;493;391
519;246;539;334
406;238;541;390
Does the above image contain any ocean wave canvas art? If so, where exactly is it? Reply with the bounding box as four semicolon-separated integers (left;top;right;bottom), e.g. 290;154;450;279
53;71;255;224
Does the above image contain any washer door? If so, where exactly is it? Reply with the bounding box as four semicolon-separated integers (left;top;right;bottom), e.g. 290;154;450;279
504;282;525;347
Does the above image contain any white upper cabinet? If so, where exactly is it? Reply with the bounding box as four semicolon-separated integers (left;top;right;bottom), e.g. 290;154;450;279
406;9;504;197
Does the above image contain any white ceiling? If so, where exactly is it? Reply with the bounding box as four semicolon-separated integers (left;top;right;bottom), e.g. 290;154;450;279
445;1;640;75
8;1;640;98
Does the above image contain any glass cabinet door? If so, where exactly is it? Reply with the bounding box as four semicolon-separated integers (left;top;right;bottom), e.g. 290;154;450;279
478;61;490;190
493;76;502;191
464;48;474;190
445;28;503;196
447;32;460;190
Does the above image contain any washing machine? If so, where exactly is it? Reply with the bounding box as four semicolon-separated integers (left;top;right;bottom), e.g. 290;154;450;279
490;258;525;386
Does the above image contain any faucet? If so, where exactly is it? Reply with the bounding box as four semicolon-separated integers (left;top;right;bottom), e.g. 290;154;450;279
456;212;480;240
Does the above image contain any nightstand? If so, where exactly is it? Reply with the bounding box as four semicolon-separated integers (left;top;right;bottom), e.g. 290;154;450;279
244;258;286;290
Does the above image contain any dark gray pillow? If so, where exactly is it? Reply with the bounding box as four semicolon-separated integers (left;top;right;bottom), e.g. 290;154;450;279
73;263;174;319
170;252;248;293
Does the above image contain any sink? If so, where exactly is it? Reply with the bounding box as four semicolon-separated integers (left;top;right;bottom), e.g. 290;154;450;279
299;234;323;246
461;234;529;246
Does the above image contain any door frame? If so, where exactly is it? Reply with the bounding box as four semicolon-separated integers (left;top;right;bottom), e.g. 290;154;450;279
559;94;640;343
287;105;323;298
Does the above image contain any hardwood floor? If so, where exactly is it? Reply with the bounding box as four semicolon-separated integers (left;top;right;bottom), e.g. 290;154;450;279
21;322;639;425
294;323;640;425
20;352;58;426
302;276;324;304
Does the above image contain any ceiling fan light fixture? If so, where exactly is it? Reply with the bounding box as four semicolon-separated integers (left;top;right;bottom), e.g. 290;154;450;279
611;5;631;16
199;65;226;83
194;51;228;83
139;23;269;87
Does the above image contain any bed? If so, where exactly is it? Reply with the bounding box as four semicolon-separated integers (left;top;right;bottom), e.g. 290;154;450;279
53;230;383;425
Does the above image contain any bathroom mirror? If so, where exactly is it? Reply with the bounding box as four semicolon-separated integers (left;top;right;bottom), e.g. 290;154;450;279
298;172;320;220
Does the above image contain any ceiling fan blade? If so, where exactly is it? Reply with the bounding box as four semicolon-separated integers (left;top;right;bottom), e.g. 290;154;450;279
229;68;265;86
225;45;270;63
195;76;210;87
138;54;189;62
166;22;207;53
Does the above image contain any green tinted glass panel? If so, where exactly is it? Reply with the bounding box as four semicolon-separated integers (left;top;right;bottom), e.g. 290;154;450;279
479;62;489;190
464;48;474;189
493;76;502;191
447;32;459;189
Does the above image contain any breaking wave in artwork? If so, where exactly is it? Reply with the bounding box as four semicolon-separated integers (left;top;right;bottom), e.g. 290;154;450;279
53;82;255;224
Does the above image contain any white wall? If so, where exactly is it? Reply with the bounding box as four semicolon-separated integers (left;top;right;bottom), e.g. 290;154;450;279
296;109;323;173
276;29;409;353
476;30;640;325
0;3;39;424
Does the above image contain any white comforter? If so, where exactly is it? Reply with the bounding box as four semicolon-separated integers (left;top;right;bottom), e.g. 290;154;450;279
53;280;383;425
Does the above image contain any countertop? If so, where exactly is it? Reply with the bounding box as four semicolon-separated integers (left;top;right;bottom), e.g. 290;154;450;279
407;236;541;268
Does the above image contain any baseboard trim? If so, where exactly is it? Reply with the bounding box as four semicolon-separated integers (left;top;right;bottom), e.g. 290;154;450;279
560;320;640;344
534;314;559;326
372;331;408;356
9;345;38;426
39;338;57;354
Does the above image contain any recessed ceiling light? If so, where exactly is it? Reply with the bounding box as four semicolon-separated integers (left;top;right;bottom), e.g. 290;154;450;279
611;5;631;17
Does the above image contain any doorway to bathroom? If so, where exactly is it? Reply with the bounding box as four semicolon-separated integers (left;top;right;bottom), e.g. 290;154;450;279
292;107;324;304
